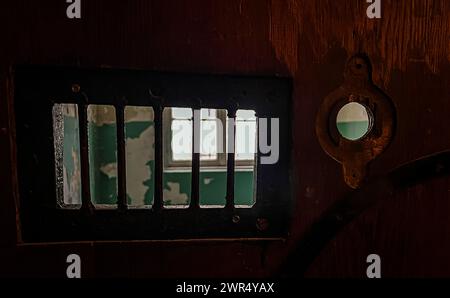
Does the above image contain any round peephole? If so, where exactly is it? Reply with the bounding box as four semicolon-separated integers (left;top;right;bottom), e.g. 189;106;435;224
336;102;371;141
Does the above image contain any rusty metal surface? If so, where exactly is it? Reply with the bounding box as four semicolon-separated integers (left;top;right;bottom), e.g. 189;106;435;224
316;55;396;188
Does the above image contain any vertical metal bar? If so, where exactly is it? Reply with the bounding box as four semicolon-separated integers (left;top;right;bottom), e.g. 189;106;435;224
153;105;163;210
226;109;236;209
253;113;259;206
116;100;127;210
190;108;200;209
52;104;65;207
77;97;94;214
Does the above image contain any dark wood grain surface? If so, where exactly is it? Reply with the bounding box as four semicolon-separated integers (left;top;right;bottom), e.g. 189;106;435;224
0;0;449;277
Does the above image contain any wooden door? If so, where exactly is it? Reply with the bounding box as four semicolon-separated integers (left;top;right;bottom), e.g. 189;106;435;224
0;0;449;278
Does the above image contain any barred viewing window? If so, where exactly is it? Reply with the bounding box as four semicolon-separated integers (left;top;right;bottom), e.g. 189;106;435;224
53;104;258;209
15;67;292;242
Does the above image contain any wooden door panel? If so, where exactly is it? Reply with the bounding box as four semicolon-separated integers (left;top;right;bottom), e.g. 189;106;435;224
1;0;449;277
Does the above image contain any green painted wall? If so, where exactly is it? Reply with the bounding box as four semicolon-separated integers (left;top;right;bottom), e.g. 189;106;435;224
336;121;369;140
61;115;255;207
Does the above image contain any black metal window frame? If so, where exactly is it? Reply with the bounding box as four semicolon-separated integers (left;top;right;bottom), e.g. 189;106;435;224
14;66;293;243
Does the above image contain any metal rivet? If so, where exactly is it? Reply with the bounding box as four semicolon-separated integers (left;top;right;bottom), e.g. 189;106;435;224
232;215;240;224
71;84;81;93
349;94;358;102
305;186;315;198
